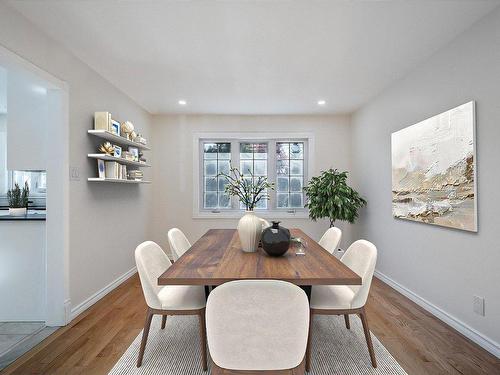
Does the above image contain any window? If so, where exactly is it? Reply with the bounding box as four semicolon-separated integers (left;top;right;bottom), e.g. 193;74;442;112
203;142;231;209
198;136;310;216
276;142;304;209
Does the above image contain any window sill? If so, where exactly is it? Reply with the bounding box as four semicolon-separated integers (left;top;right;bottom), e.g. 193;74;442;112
193;210;310;220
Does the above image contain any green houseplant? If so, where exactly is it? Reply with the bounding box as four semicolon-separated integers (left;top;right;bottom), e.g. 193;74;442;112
304;169;366;227
7;182;30;216
217;167;275;252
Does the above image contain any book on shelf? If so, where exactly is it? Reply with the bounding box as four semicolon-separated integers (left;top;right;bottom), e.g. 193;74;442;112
94;111;111;131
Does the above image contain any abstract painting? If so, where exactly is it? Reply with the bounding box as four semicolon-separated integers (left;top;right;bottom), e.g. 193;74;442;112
391;101;477;232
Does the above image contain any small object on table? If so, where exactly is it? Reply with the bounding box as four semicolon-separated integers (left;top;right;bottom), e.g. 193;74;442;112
261;221;291;257
291;237;306;256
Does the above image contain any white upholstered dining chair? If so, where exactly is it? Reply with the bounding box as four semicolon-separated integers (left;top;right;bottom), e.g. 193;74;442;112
135;241;207;369
206;280;310;374
307;239;378;370
318;226;342;254
167;228;191;261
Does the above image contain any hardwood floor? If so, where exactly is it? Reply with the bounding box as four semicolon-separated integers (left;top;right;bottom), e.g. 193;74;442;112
1;275;499;375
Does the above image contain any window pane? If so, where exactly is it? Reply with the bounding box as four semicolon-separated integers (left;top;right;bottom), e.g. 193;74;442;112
277;160;289;175
290;193;303;208
218;160;231;175
204;192;218;208
290;142;304;159
204;143;218;159
254;143;268;159
218;178;229;191
276;143;289;159
240;160;253;175
218;143;231;159
290;160;303;175
219;194;231;208
290;177;303;192
277;177;289;192
205;177;217;192
204;160;217;176
277;193;289;208
239;143;253;159
253;160;267;176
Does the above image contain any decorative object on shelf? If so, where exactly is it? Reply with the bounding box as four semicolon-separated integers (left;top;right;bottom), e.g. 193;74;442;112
94;111;111;131
7;181;29;216
99;141;114;155
128;146;139;161
113;145;122;158
217;167;275;252
97;159;105;179
105;161;120;179
128;169;144;181
110;119;121;136
134;133;147;145
392;101;477;232
261;221;291;257
122;151;134;161
139;150;147;163
304;169;366;228
121;121;135;140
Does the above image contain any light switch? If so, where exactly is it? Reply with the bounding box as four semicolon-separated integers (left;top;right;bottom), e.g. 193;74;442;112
69;166;80;181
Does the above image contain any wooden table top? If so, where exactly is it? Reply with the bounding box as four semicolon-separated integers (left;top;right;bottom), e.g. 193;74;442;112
158;228;361;286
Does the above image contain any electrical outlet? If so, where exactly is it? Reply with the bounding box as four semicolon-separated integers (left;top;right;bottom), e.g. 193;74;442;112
473;295;485;316
69;166;80;181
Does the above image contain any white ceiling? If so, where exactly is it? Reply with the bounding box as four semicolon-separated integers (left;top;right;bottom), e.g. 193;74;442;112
7;1;499;115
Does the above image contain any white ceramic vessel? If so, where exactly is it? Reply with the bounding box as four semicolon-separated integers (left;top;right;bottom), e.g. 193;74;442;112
9;207;27;216
237;210;263;252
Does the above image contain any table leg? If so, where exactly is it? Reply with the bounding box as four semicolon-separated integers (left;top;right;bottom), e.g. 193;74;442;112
204;285;210;300
300;285;312;302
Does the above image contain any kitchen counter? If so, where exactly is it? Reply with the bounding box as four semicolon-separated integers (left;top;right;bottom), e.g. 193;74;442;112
0;210;46;221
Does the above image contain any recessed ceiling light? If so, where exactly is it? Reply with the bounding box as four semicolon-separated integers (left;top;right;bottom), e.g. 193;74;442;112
317;100;326;106
178;99;187;105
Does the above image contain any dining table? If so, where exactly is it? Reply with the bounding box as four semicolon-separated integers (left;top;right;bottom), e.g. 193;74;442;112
158;228;362;299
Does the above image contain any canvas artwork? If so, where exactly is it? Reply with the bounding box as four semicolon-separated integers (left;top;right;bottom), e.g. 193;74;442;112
391;101;477;232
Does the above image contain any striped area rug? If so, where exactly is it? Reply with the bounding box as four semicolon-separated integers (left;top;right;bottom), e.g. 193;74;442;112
109;315;407;374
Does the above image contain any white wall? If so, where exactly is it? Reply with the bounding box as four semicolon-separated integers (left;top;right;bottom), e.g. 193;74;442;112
0;222;46;321
0;3;153;313
150;114;353;256
6;70;48;171
351;8;500;353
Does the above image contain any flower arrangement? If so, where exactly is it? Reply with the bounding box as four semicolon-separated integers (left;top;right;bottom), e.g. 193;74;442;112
217;167;275;211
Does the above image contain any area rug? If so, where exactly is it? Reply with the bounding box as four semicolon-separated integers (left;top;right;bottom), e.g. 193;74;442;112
109;315;407;374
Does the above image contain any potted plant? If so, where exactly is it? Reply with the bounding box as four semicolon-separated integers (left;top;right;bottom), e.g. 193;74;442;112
7;182;30;216
218;167;274;252
304;169;366;228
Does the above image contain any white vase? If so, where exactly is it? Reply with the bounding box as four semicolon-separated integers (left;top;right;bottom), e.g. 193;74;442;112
237;210;263;252
9;207;27;216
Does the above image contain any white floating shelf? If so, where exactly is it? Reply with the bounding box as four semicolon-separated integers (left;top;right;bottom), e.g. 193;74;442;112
88;130;151;150
88;178;151;184
87;154;151;167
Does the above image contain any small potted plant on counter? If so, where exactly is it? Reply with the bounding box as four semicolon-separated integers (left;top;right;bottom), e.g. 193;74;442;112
7;182;29;216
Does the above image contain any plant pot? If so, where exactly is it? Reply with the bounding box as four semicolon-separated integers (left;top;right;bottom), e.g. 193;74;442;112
9;207;27;216
237;210;263;252
262;221;291;257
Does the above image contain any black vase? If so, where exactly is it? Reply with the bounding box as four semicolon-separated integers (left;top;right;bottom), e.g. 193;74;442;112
261;221;291;257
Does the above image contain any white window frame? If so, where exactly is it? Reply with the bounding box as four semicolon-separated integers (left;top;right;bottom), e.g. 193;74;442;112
193;132;315;219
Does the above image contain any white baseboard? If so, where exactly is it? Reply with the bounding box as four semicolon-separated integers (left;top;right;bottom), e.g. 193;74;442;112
69;267;137;321
374;270;500;359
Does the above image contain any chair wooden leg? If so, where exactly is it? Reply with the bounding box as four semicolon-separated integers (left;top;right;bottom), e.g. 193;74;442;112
344;314;350;329
305;310;313;372
161;315;167;329
359;308;377;368
198;309;208;371
137;308;154;367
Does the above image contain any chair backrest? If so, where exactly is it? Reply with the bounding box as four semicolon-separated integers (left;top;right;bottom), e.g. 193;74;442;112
168;228;191;261
341;240;377;309
318;227;342;254
206;280;309;371
135;241;172;310
260;218;271;229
